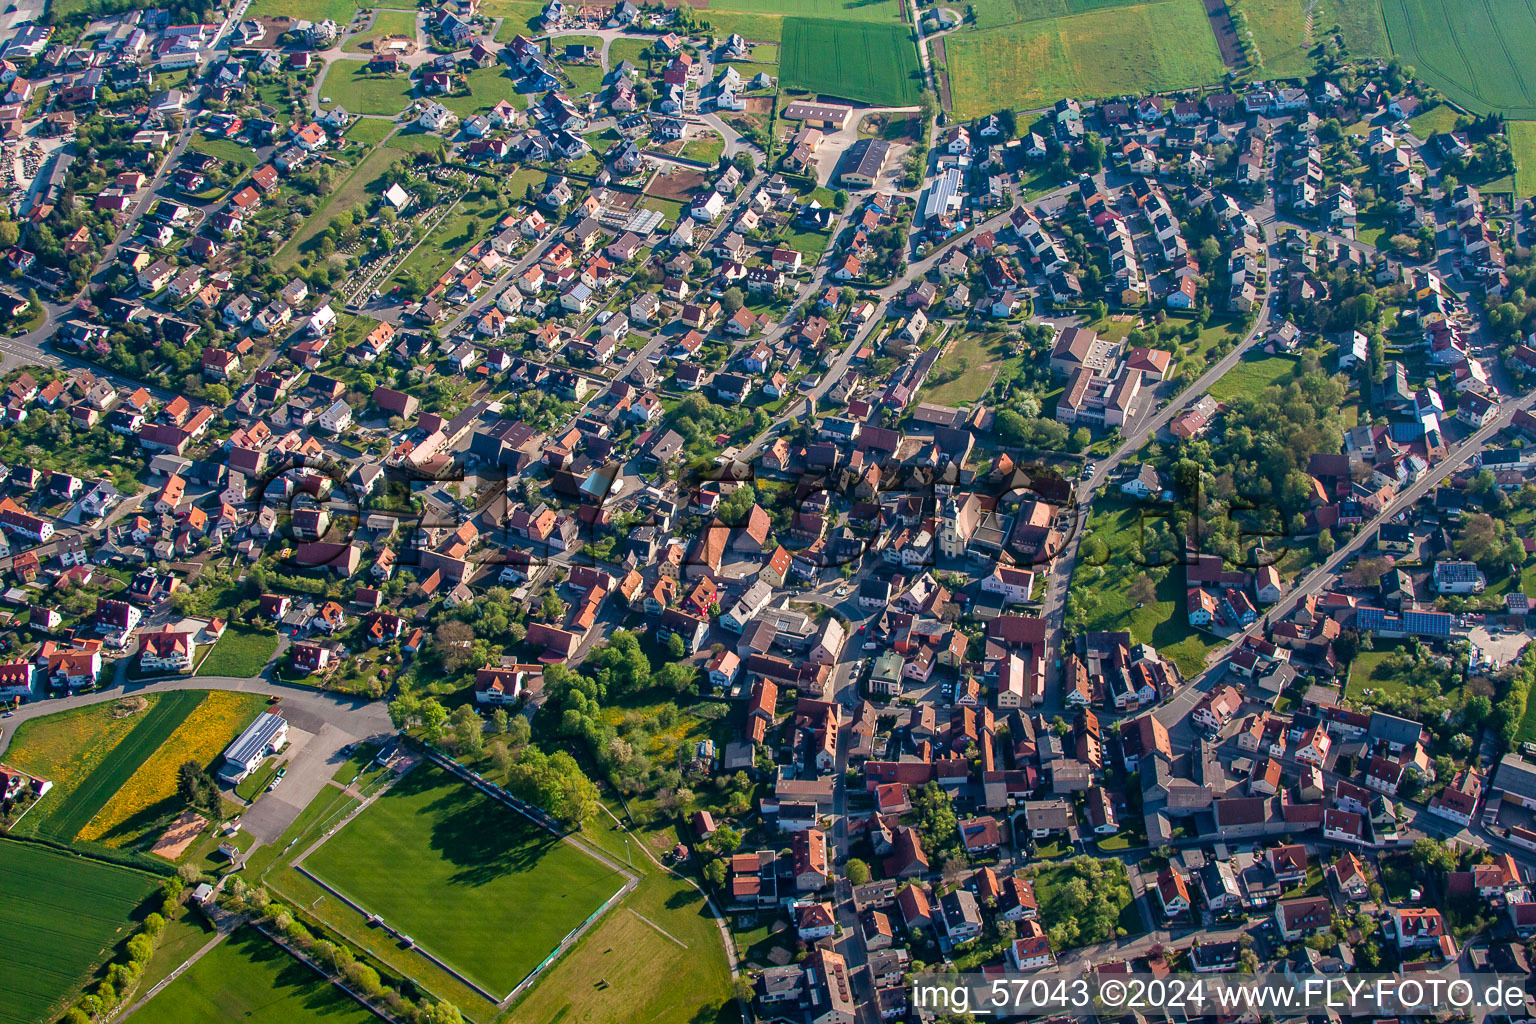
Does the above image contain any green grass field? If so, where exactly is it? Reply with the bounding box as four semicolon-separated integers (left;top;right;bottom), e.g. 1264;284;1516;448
0;841;159;1024
248;0;358;18
699;10;787;41
781;18;922;106
318;61;416;116
945;0;1224;117
922;331;1020;407
440;65;531;118
708;0;902;18
341;8;418;53
190;135;258;174
504;807;735;1024
135;927;377;1024
1209;351;1302;401
1230;0;1316;77
302;764;625;995
1381;0;1536;118
1316;0;1390;55
1069;497;1218;676
196;624;279;678
1407;103;1463;138
1510;121;1536;198
24;691;204;842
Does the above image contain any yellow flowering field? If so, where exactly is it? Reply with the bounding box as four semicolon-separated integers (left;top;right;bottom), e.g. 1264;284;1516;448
77;692;267;847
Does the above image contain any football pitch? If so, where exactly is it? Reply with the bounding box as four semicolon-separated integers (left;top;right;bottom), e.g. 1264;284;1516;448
300;763;627;996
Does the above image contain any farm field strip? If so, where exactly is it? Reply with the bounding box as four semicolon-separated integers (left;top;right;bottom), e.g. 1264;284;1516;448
39;690;204;843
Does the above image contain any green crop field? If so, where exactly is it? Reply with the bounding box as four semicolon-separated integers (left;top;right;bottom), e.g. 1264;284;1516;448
945;0;1224;117
26;690;204;842
0;841;159;1024
1381;0;1536;118
972;0;1155;25
195;624;279;678
134;927;377;1024
1209;351;1303;400
781;18;922;106
301;764;625;995
318;61;416;116
707;0;902;19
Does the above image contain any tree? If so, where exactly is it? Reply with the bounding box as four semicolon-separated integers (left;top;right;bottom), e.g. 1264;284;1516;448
507;714;531;749
667;632;687;659
419;697;449;742
1410;837;1455;875
1128;574;1157;606
732;152;756;180
435;620;475;671
450;705;483;757
846;858;870;885
490;707;509;735
703;857;728;887
832;189;849;211
721;286;744;313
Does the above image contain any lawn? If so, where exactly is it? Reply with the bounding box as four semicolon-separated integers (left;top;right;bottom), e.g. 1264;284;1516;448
196;624;280;678
0;840;159;1024
1208;350;1301;401
1511;121;1536;198
190;135;258;174
302;763;626;996
440;65;530;118
341;8;418;53
248;0;358;18
1229;0;1315;77
1069;497;1219;676
1517;667;1536;743
16;690;204;843
1380;0;1536;118
235;760;282;803
134;927;377;1024
344;117;396;148
780;18;923;106
922;330;1018;407
491;0;552;37
945;0;1224;117
318;61;416;116
3;696;169;839
1407;103;1463;138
